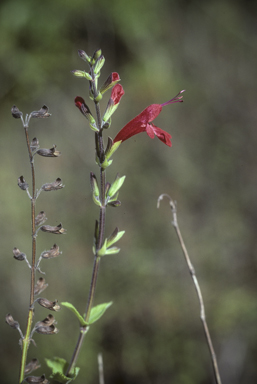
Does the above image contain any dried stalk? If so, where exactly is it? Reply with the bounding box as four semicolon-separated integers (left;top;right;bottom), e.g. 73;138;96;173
157;194;222;384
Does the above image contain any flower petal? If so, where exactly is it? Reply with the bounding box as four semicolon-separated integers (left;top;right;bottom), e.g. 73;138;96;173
151;123;172;147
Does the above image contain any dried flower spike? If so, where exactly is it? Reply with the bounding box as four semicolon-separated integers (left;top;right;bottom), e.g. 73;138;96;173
40;223;66;235
41;178;64;191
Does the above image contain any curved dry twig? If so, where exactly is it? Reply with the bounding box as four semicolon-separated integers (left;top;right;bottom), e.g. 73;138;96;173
157;194;222;384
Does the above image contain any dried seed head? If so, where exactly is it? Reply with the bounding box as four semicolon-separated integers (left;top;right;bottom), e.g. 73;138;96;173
36;298;61;311
11;105;23;119
30;105;51;119
36;145;61;157
13;247;26;261
35;211;47;226
40;223;66;235
41;244;61;259
30;138;39;152
35;314;56;327
18;176;29;190
41;178;64;191
34;324;58;335
24;374;49;383
24;359;41;375
5;313;20;329
34;277;48;296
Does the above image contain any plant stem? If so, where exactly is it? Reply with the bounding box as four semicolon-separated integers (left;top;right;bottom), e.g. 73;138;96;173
66;80;106;377
157;194;222;384
18;127;37;384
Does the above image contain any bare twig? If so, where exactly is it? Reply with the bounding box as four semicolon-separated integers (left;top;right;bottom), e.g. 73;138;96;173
157;194;222;384
98;353;105;384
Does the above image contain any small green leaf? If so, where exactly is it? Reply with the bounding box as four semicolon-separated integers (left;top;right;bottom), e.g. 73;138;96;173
105;247;121;255
61;302;87;326
105;140;122;161
97;239;107;256
108;175;126;198
106;230;125;248
45;357;80;383
88;302;113;325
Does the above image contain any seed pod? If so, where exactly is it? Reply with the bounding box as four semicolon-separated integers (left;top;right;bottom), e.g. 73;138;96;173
30;105;51;119
35;211;47;226
18;176;29;190
36;298;60;311
24;359;41;375
36;145;61;157
30;138;39;152
5;314;20;329
34;324;58;335
11;105;23;119
13;247;26;261
24;374;49;383
41;244;61;259
34;277;48;296
35;314;56;327
41;178;64;191
40;223;66;235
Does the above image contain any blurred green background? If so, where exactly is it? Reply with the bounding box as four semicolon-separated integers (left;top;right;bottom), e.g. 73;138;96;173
1;0;257;383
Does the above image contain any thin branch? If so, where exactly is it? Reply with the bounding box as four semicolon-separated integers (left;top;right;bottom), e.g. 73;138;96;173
157;194;222;384
98;353;105;384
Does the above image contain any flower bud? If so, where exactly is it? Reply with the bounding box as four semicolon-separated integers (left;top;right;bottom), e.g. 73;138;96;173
34;277;48;296
91;48;102;63
71;70;92;80
25;359;41;375
100;72;121;94
41;178;64;191
35;211;47;226
41;244;61;259
78;49;91;63
18;176;29;190
94;54;105;74
30;105;51;119
74;97;98;131
40;223;66;235
11;105;23;119
36;145;61;157
102;84;125;123
36;298;60;311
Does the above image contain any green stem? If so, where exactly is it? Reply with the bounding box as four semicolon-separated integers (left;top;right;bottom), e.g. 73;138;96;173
19;127;37;384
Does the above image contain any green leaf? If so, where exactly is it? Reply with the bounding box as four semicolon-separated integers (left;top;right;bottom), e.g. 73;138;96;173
97;238;107;257
105;247;121;255
45;357;80;383
88;302;113;325
105;140;122;160
61;302;87;327
106;230;125;248
107;175;126;198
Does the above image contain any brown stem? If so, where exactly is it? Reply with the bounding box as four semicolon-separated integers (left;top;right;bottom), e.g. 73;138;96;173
18;127;37;384
157;194;222;384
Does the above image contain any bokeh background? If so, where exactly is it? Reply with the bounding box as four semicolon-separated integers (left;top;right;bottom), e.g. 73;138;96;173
1;0;257;383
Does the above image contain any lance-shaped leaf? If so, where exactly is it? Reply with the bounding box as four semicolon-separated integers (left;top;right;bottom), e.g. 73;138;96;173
35;211;47;226
41;244;61;259
25;359;41;375
45;356;80;384
90;172;101;206
107;174;126;200
24;374;49;384
18;176;29;190
30;105;51;118
40;223;66;235
11;105;23;119
71;70;92;80
105;247;121;255
36;298;60;311
30;137;39;151
34;277;48;296
36;145;61;157
13;247;26;261
42;178;64;191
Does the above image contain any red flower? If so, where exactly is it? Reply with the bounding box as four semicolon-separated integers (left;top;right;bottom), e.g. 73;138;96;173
113;90;185;147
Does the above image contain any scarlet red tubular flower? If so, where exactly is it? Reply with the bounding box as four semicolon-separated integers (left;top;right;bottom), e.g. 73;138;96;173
113;90;185;147
110;84;125;105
